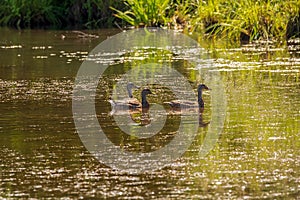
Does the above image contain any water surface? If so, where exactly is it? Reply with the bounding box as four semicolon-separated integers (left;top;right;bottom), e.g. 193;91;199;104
0;28;299;199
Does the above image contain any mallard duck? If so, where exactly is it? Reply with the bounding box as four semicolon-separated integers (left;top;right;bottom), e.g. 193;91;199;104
109;88;152;110
166;84;210;109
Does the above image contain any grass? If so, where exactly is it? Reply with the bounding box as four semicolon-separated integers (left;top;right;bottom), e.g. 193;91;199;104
110;0;171;27
112;0;300;42
0;0;299;41
197;0;297;41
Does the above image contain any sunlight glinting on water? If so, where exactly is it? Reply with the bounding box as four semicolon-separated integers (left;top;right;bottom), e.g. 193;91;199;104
0;29;299;198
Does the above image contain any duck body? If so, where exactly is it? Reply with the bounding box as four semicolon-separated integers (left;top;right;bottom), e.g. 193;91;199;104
166;84;210;109
166;100;201;109
109;98;141;109
109;88;152;113
108;82;140;109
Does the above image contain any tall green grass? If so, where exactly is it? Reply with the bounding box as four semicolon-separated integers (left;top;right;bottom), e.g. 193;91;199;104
192;0;298;41
111;0;172;27
112;0;300;42
0;0;299;41
188;0;300;41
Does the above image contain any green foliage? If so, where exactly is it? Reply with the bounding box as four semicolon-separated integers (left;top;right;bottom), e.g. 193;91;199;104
111;0;172;27
191;0;300;41
225;0;290;41
62;0;123;29
169;0;194;30
0;0;299;41
0;0;122;29
112;0;300;42
0;0;62;28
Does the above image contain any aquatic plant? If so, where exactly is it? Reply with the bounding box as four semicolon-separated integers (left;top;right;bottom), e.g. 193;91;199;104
110;0;172;27
191;0;300;42
112;0;300;42
168;0;194;30
223;0;292;41
0;0;299;41
190;0;226;34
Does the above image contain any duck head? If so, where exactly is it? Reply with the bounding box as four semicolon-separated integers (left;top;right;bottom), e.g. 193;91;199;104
197;84;210;91
141;88;152;96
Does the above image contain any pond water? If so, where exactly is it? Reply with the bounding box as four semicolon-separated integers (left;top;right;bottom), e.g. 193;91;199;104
0;28;299;199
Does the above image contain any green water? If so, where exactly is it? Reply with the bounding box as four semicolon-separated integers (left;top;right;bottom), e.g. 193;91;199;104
0;28;299;199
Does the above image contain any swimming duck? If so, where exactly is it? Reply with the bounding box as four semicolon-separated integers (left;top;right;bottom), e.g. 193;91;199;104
109;88;152;110
166;84;210;109
108;82;139;106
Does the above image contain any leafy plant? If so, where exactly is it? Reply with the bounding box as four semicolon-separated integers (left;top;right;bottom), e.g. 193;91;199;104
0;0;299;41
0;0;63;28
190;0;300;42
111;0;172;27
0;0;120;29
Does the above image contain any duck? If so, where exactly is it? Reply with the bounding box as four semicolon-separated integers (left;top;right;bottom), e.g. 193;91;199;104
109;88;153;111
165;84;210;110
108;82;138;105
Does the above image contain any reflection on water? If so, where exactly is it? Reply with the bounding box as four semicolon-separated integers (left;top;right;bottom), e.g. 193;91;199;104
0;28;300;198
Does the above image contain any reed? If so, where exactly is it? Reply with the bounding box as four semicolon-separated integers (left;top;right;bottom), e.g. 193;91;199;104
214;0;293;41
112;0;300;42
168;0;194;30
0;0;299;41
190;0;300;42
110;0;171;27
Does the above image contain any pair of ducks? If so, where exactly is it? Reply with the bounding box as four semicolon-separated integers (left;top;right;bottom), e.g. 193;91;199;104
109;82;210;111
